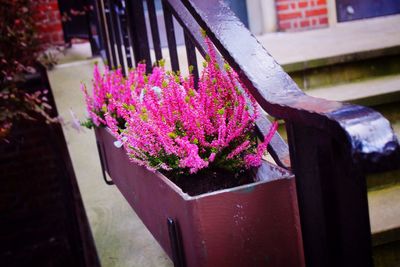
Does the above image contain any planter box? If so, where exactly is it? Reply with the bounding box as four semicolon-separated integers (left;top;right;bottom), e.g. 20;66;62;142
95;127;304;267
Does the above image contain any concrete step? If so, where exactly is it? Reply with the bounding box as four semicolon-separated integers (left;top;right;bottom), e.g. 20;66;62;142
260;15;400;90
370;184;400;246
306;74;400;106
260;15;400;72
368;101;400;265
368;169;400;191
370;185;400;267
289;53;400;90
370;185;400;266
374;101;400;139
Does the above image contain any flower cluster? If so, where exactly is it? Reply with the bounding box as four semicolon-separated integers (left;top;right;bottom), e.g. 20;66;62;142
82;39;277;175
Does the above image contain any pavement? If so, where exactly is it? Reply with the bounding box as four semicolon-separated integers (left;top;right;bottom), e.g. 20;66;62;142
47;47;172;267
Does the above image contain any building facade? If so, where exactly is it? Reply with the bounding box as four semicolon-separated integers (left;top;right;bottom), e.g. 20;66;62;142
246;0;400;34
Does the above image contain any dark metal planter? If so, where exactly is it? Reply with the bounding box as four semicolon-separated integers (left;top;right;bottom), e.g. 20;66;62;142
94;127;304;267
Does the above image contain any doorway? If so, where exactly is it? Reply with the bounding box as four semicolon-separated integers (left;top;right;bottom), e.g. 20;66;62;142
336;0;400;22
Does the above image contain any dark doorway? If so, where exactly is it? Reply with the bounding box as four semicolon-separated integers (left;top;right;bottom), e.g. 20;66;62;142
336;0;400;22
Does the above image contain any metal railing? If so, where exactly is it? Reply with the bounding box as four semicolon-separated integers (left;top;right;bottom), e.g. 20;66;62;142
90;0;400;266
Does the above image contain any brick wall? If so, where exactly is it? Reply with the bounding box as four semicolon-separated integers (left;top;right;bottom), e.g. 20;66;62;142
33;0;64;44
276;0;329;31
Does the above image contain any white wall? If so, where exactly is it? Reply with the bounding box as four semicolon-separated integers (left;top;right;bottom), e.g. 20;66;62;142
246;0;278;35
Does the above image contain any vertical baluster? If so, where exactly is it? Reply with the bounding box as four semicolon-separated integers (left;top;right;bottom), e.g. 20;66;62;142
162;1;179;72
125;0;152;73
104;0;118;68
93;0;111;62
146;0;163;62
108;0;125;74
119;3;134;70
112;1;129;74
184;31;198;88
82;0;97;55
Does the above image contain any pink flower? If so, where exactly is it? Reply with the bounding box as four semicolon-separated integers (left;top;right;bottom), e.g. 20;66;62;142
227;140;250;159
81;36;278;175
244;154;262;168
209;153;216;162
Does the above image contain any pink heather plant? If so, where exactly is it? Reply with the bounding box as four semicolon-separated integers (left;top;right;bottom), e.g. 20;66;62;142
82;38;278;175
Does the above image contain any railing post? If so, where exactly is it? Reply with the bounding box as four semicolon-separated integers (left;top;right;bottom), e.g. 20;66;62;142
162;0;180;72
93;0;109;59
286;121;373;267
183;31;199;87
125;0;152;72
108;0;126;74
146;0;163;62
117;3;134;70
103;0;119;68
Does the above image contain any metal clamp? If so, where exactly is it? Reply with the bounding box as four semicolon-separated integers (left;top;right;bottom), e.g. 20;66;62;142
167;217;186;267
96;140;114;185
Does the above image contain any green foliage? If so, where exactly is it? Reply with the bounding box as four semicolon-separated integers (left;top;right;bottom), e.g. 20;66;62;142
80;118;95;129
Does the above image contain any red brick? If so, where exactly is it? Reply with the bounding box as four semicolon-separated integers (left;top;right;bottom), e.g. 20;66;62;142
277;4;289;11
42;23;62;32
54;11;61;20
36;24;47;32
317;0;327;5
279;21;292;30
48;2;59;11
51;33;64;44
298;1;308;8
35;2;58;12
300;20;310;27
278;12;302;21
319;17;328;25
49;10;61;21
53;23;63;32
305;8;328;17
312;19;317;25
36;4;50;12
291;3;296;9
41;34;51;43
34;13;48;21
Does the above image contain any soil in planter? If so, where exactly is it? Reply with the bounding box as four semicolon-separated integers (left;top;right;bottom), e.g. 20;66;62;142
168;169;255;196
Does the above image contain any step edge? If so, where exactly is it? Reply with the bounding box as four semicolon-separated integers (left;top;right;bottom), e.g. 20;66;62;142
306;75;400;105
369;185;400;246
282;45;400;73
372;227;400;247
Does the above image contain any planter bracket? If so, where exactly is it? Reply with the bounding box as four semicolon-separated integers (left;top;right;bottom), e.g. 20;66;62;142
167;217;186;267
96;140;114;185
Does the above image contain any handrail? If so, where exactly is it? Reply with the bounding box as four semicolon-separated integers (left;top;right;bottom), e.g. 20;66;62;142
180;0;400;172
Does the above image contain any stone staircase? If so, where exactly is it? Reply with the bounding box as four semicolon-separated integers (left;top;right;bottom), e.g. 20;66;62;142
260;15;400;266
